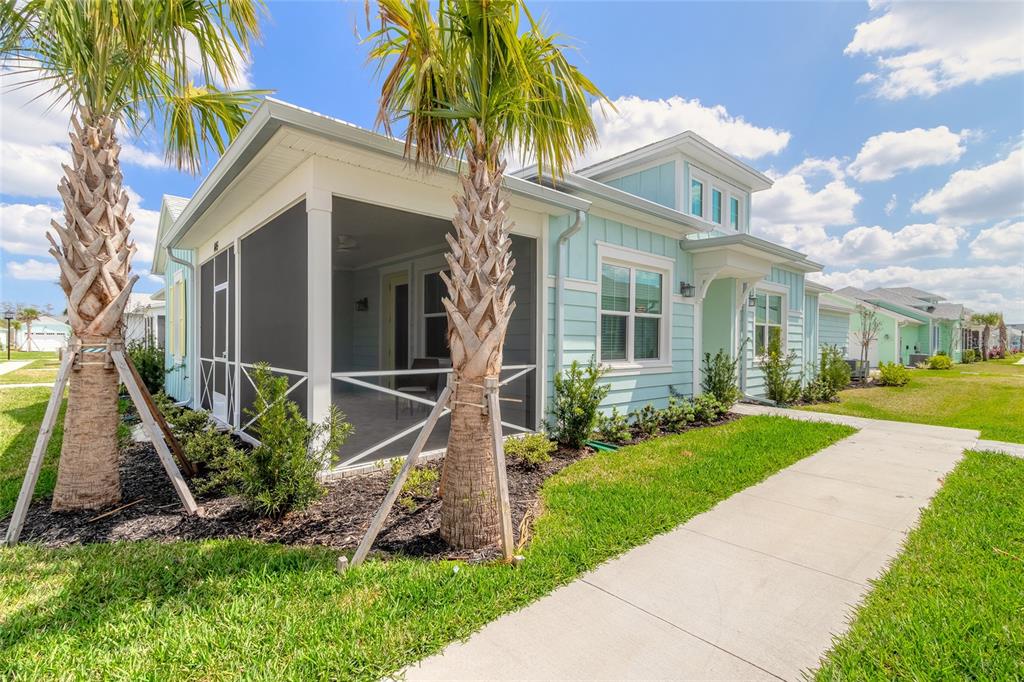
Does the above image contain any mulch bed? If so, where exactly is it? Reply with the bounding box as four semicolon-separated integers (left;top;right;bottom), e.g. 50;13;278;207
4;415;738;562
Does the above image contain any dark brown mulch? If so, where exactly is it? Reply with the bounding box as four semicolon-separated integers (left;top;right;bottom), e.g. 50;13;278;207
3;414;739;562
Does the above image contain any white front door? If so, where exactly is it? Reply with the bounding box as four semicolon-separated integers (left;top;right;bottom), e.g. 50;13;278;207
212;285;229;423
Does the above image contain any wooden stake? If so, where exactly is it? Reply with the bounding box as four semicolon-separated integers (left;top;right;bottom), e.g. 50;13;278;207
122;352;195;477
348;380;453;568
485;377;515;562
3;351;73;546
110;349;198;515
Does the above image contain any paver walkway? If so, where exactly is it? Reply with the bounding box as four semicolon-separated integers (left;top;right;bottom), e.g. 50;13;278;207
405;406;979;681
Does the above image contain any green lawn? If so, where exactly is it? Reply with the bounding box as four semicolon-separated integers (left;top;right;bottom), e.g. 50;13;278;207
799;355;1024;443
0;415;855;680
814;450;1024;680
0;351;62;385
0;387;66;515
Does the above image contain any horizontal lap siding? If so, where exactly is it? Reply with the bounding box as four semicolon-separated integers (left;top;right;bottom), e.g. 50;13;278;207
819;311;850;353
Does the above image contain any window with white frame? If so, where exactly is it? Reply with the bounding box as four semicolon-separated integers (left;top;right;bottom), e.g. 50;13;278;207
711;188;723;224
729;196;741;230
753;291;784;356
422;269;450;359
690;176;704;217
600;258;667;365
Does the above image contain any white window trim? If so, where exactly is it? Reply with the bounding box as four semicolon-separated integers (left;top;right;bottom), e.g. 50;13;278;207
690;165;748;230
752;288;788;359
727;193;743;232
596;243;673;372
689;168;710;219
420;266;450;361
710;186;724;225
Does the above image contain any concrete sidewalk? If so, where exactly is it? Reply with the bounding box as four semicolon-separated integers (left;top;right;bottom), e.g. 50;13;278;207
0;360;31;375
404;406;979;681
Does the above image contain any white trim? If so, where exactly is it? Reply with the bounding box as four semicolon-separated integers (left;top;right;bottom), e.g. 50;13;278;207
596;241;676;271
602;363;674;377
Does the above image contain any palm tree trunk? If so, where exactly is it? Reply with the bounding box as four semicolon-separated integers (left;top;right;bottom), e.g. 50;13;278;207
439;124;516;549
49;109;138;511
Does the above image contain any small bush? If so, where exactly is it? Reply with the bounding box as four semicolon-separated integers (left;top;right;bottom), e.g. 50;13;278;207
504;432;556;467
212;363;353;517
127;340;164;395
962;349;978;363
701;349;740;409
389;460;439;512
877;362;910;386
692;393;725;423
631;404;661;439
757;337;802;405
593;407;632;444
660;396;696;433
549;358;609;449
928;354;953;370
189;427;244;490
800;368;836;404
819;345;851;394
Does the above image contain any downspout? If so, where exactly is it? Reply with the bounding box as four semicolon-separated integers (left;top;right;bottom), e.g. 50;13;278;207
555;210;586;372
166;246;196;406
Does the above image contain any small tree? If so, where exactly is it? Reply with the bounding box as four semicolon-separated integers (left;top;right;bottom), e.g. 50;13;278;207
854;305;881;379
17;307;40;351
971;312;1001;361
997;316;1008;355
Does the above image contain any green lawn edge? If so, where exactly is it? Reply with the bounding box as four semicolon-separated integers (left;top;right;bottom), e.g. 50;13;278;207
1;415;854;680
813;450;1024;680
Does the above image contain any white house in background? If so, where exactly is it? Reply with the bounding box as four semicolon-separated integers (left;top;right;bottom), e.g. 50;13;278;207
124;292;165;348
15;314;70;352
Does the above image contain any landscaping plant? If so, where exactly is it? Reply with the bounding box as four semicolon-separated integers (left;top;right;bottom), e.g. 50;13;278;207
631;404;662;439
1;0;265;511
659;396;696;432
970;312;1001;361
700;349;740;408
819;344;851;393
367;0;607;549
757;337;802;405
692;394;725;423
877;362;910;386
210;364;352;517
593;407;632;444
389;460;439;512
126;340;165;395
927;354;953;370
549;358;610;449
800;365;837;404
504;433;556;468
853;305;882;381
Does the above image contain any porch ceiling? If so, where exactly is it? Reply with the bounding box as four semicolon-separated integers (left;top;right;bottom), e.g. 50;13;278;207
331;196;451;270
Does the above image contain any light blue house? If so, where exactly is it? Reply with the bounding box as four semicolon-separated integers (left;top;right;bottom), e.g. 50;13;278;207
151;99;823;471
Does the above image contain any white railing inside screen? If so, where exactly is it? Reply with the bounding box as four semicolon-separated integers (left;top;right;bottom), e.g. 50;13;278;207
239;363;309;432
330;364;536;470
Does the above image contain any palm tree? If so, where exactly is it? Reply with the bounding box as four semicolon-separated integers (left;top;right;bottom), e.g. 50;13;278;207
368;0;607;549
971;312;1001;361
16;307;40;351
2;0;265;510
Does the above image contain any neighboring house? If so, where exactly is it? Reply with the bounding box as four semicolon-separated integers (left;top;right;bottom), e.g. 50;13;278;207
831;290;920;368
835;286;965;364
15;314;70;352
124;292;166;348
150;99;823;470
815;289;855;357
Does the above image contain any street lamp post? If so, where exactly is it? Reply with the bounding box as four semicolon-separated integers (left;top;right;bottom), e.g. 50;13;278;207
3;311;14;362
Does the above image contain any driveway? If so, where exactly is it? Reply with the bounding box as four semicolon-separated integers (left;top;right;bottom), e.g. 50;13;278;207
403;406;979;681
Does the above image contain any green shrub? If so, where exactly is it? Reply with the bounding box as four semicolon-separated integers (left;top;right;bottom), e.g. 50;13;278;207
188;427;244;489
593;407;632;444
660;396;695;432
877;362;910;386
211;363;353;517
549;358;609;449
800;367;835;404
701;349;740;408
757;337;802;405
692;393;725;423
962;349;978;363
631;404;661;439
820;344;851;394
127;340;164;395
504;432;556;467
928;354;953;370
389;460;439;512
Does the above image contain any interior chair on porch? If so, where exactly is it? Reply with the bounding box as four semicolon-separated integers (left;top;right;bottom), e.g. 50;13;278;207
394;358;441;419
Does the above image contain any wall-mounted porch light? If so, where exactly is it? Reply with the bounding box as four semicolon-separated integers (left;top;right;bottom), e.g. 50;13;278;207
747;291;757;307
679;282;695;297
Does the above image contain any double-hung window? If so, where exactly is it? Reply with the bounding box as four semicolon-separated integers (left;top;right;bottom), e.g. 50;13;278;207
753;292;784;356
729;196;740;230
711;188;723;224
690;177;704;217
423;270;450;359
600;261;665;364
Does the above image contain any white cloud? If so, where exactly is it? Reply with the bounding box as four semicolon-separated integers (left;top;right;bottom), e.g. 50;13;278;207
183;33;252;90
6;257;59;281
757;222;964;267
847;126;968;181
884;194;897;216
577;95;791;168
0;141;68;198
969;220;1024;262
815;264;1024;320
913;146;1024;223
752;158;861;231
0;202;62;256
846;0;1024;99
120;144;167;169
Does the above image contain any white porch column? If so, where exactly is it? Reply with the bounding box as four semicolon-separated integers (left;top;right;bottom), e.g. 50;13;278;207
307;190;333;423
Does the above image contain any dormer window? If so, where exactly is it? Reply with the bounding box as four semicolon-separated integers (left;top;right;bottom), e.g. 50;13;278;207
711;188;723;224
730;196;740;230
690;178;704;217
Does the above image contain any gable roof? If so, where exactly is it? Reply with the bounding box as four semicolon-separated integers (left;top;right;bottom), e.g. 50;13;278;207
830;288;924;324
150;194;191;275
574;131;773;192
883;286;943;302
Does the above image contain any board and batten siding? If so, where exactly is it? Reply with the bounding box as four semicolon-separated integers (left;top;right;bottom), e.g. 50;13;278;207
163;247;193;403
604;161;676;209
546;212;697;416
743;267;806;398
819;311;850;353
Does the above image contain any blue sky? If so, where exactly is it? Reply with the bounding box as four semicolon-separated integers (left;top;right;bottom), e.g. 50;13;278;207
2;0;1023;318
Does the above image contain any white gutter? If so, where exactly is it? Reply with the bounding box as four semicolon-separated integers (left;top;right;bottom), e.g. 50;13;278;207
555;209;587;372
